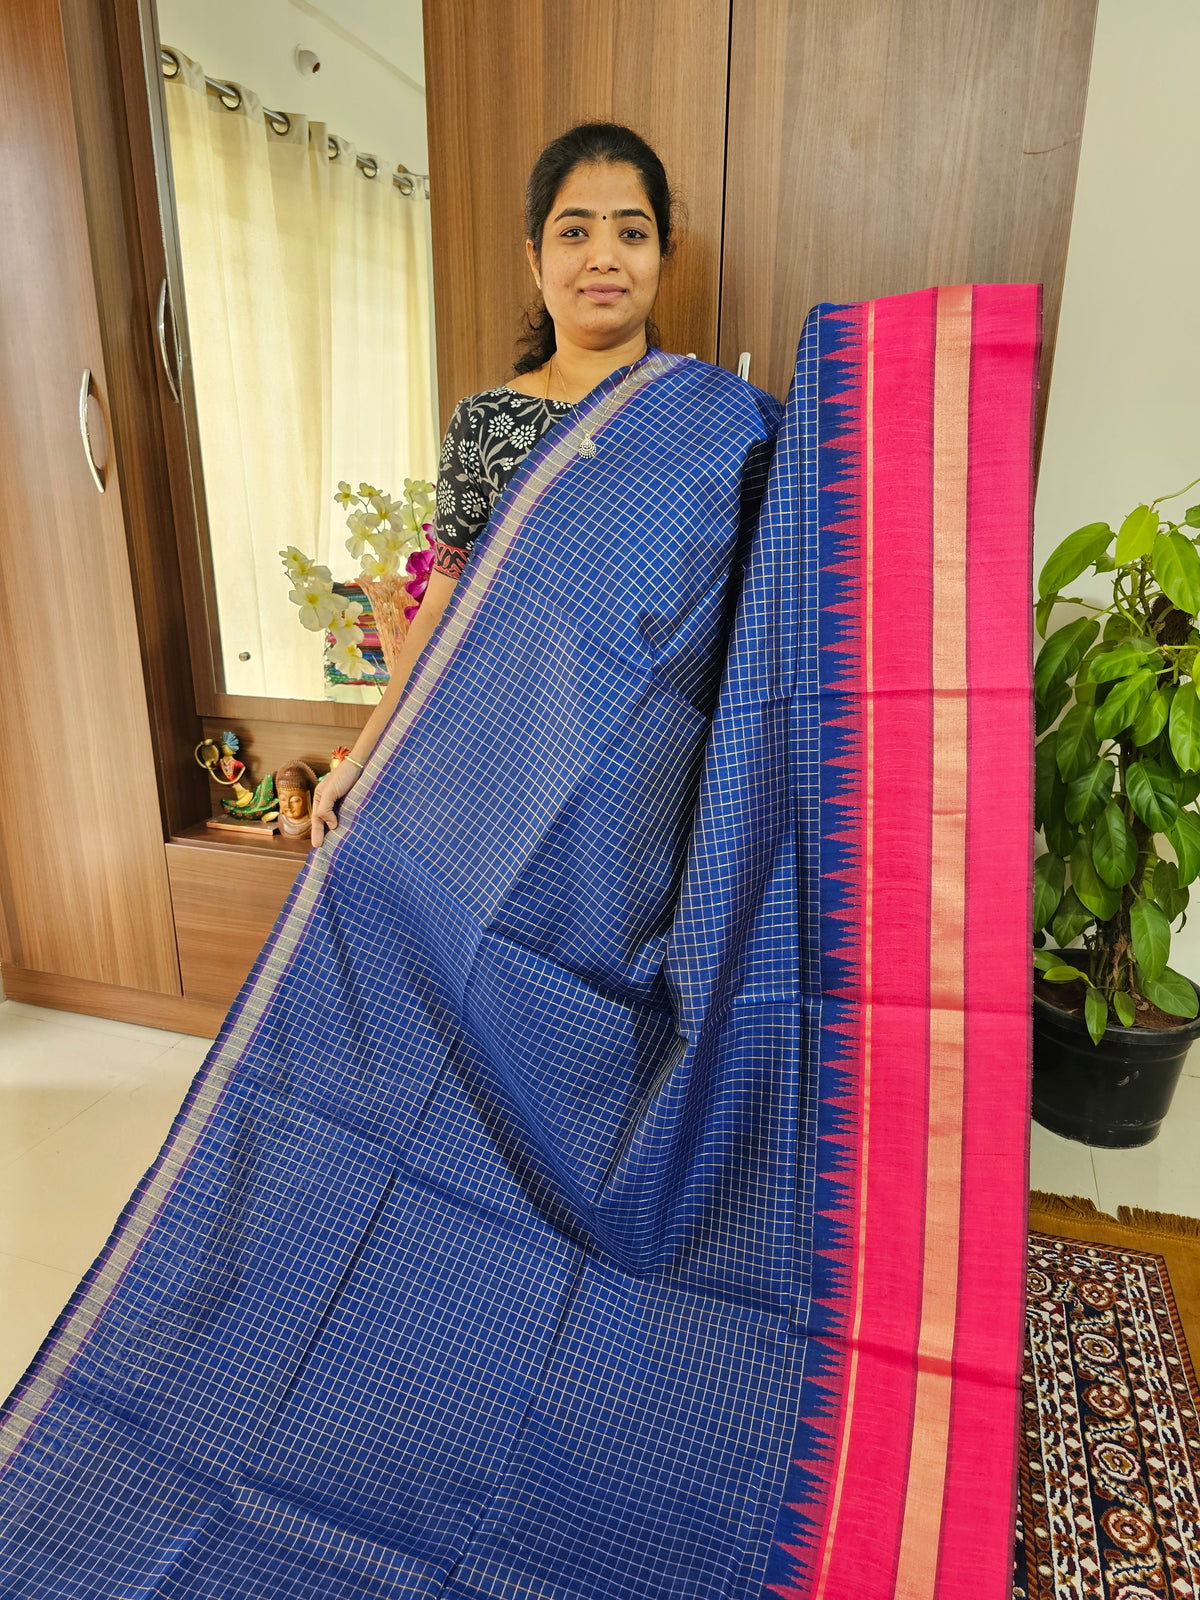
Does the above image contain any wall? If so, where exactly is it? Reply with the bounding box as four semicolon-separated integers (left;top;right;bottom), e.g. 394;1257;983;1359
153;0;427;173
1035;0;1200;973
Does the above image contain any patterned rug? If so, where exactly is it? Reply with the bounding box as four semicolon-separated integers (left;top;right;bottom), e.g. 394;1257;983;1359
1016;1195;1200;1600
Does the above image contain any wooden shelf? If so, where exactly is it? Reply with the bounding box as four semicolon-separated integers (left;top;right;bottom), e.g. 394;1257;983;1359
170;819;313;861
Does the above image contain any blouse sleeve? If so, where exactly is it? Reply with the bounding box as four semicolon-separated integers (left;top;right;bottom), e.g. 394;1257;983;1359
432;399;493;579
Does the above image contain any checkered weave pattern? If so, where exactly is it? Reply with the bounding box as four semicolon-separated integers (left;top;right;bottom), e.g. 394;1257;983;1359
0;295;1038;1599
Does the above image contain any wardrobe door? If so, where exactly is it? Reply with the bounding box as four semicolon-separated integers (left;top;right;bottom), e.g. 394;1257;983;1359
423;0;732;429
0;0;181;994
719;0;1099;421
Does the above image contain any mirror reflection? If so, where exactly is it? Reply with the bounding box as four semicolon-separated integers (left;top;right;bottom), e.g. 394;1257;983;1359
154;0;437;702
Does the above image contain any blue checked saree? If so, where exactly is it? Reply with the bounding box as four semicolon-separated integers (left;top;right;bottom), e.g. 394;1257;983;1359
1;295;1038;1600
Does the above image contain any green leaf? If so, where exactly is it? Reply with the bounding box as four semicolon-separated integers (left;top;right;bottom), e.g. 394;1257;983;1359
1170;681;1200;773
1033;852;1066;931
1185;505;1200;530
1033;949;1061;972
1038;522;1114;598
1034;617;1100;704
1113;991;1136;1026
1035;732;1060;830
1131;685;1173;746
1131;895;1171;981
1153;858;1190;921
1094;668;1156;740
1094;554;1116;572
1065;757;1116;825
1042;964;1086;983
1045;804;1080;859
1114;503;1160;563
1054;705;1098;782
1126;761;1180;832
1103;612;1134;642
1084;986;1109;1044
1167;807;1200;885
1050;885;1094;945
1181;772;1200;806
1035;594;1058;639
1092;801;1138;887
1138;963;1199;1020
1036;682;1072;735
1070;836;1122;920
1152;530;1200;616
1088;641;1164;682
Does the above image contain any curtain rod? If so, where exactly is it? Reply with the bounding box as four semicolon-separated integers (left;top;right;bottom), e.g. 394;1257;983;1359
160;46;429;197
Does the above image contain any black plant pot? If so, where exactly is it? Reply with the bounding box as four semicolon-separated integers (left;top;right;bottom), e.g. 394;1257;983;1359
1033;950;1200;1148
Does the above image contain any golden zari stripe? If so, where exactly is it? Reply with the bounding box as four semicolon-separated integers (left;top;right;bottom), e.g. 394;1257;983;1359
893;283;973;1600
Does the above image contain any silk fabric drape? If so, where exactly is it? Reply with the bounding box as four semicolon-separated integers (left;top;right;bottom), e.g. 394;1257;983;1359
0;292;1038;1598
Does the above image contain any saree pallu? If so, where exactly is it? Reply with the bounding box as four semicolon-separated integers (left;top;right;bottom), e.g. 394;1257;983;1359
0;287;1038;1600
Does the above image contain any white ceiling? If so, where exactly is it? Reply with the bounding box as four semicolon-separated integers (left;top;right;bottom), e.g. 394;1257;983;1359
287;0;425;90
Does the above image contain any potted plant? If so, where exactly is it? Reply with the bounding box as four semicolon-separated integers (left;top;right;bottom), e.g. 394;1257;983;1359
1033;477;1200;1146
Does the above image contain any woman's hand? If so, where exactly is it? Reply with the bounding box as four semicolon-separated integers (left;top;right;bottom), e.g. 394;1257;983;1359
310;758;362;847
307;568;461;848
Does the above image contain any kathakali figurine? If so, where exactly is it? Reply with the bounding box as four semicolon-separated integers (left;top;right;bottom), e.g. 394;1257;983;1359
194;731;279;821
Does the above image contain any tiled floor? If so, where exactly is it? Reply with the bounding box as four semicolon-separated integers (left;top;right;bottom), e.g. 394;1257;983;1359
1;997;1198;1400
0;1000;212;1398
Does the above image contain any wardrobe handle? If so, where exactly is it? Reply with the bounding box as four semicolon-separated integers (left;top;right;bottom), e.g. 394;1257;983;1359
78;369;105;493
736;352;751;381
156;277;181;403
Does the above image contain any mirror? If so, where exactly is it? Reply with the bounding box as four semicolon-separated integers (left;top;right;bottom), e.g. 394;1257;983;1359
150;0;437;705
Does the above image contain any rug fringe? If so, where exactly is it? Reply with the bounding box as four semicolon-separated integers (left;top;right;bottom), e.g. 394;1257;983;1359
1029;1191;1105;1219
1115;1205;1200;1239
1031;1191;1200;1239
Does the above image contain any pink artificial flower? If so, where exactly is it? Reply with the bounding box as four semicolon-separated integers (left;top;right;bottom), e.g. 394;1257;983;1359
406;547;436;581
403;602;421;623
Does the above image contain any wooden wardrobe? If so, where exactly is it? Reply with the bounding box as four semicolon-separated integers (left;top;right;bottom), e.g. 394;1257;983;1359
0;0;1097;1037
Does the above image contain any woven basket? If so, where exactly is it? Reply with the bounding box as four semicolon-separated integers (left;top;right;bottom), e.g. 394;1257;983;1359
358;574;411;681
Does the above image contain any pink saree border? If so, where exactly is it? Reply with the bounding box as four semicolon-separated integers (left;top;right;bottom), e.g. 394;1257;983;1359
799;286;1036;1600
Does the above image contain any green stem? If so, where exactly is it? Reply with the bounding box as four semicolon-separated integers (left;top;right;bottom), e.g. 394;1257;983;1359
1152;475;1200;508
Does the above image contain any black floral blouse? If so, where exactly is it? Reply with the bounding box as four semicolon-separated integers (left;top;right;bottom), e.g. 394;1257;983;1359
432;387;572;578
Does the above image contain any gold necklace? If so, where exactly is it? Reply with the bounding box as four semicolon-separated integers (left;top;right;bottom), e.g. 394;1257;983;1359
546;349;649;459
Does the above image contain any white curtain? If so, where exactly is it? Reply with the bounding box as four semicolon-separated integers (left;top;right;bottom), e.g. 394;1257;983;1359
164;53;437;700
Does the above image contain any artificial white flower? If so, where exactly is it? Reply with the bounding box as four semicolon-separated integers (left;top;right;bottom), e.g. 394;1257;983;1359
358;481;379;498
359;551;400;579
345;512;376;562
329;640;376;677
334;480;357;507
279;545;332;585
327;604;365;647
289;583;341;631
376;528;410;558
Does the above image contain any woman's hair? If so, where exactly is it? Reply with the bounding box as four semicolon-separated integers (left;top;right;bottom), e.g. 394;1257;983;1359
513;123;674;375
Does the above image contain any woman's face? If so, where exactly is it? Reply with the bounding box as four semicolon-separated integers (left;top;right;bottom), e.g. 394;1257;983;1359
529;161;662;353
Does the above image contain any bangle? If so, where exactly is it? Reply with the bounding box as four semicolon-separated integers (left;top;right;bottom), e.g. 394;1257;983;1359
343;755;365;770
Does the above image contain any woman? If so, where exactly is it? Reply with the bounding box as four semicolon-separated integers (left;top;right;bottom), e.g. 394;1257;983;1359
0;125;1041;1591
310;122;782;845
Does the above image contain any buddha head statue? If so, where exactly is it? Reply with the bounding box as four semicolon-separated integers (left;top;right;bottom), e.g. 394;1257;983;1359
274;759;318;837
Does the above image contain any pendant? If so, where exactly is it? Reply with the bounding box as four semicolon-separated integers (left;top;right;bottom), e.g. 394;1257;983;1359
578;433;597;459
